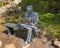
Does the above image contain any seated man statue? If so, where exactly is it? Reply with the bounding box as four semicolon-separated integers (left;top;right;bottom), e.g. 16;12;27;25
22;5;39;45
4;5;39;46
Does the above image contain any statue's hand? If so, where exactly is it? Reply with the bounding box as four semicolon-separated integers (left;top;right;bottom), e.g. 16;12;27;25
21;18;31;23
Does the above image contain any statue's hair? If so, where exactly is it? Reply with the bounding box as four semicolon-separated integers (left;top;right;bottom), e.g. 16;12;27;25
27;5;33;10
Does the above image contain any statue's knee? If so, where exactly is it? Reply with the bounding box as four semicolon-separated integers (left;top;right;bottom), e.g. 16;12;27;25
28;28;32;31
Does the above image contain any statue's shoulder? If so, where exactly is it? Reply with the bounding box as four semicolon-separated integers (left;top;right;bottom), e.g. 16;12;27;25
33;12;38;15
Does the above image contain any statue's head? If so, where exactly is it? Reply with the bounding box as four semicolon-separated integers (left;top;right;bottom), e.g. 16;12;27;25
27;5;33;13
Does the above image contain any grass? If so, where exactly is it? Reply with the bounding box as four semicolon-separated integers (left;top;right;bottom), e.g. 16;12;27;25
0;25;6;32
39;13;60;40
0;2;2;7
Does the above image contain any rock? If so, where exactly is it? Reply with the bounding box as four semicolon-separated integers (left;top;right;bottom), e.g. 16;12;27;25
41;37;48;43
54;40;60;48
22;44;30;48
0;40;2;47
4;43;16;48
29;38;53;48
41;31;47;37
0;0;21;16
49;46;55;48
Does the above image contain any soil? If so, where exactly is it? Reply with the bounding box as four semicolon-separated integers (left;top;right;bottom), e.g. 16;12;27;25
0;32;55;48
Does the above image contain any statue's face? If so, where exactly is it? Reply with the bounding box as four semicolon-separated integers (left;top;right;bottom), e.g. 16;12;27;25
27;8;33;13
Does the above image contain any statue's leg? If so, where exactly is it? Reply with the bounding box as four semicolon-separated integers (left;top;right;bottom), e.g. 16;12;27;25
21;24;33;45
23;27;32;46
6;28;11;35
26;28;32;42
6;27;14;35
7;27;14;35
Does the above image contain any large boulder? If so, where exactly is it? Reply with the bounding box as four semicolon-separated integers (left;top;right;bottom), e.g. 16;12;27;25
54;40;60;48
4;43;16;48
